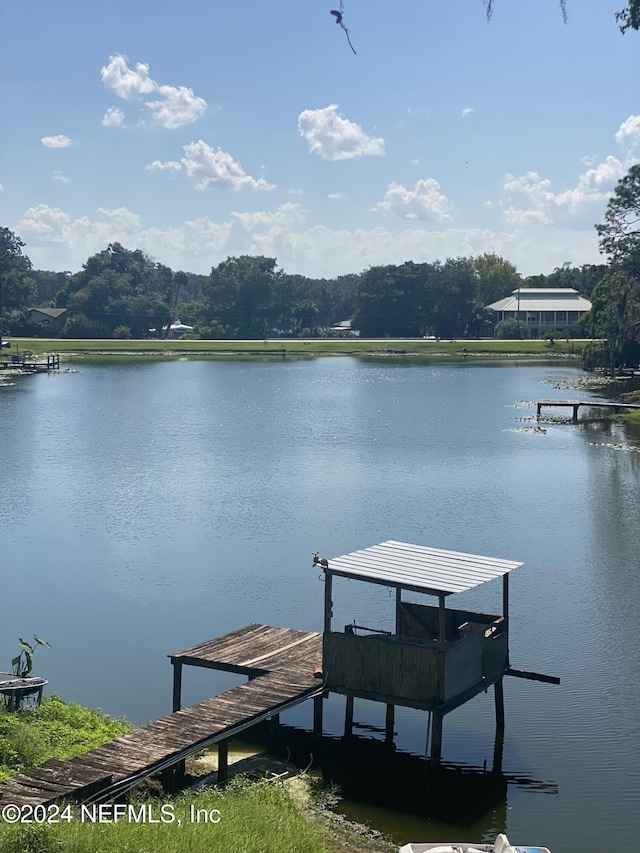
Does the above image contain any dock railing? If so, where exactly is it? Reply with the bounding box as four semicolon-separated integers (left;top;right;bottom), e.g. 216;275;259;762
324;604;507;710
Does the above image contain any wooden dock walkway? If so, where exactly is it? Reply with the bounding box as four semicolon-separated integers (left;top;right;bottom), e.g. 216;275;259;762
536;399;640;420
0;353;60;372
0;625;322;807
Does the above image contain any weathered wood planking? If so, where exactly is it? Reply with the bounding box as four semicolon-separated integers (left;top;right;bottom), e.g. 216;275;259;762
0;626;323;808
170;625;322;673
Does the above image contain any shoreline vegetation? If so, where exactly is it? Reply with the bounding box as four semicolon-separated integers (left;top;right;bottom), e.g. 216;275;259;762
0;698;394;853
8;336;587;360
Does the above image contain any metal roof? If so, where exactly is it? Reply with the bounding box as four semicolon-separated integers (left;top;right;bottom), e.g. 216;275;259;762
326;540;522;596
487;288;591;313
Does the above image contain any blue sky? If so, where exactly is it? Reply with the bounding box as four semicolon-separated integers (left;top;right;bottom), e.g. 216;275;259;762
1;0;638;278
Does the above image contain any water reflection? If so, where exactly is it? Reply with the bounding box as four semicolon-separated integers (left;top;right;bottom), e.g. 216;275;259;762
248;722;557;845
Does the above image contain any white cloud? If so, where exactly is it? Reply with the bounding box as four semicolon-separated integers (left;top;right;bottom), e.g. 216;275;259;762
100;54;207;129
461;107;474;118
328;192;348;200
231;203;306;256
52;171;69;183
146;85;207;129
102;107;126;128
14;201;604;280
371;179;452;221
41;135;73;148
180;140;275;191
101;55;156;100
146;160;182;174
502;155;627;226
297;105;385;161
615;115;640;148
15;204;232;272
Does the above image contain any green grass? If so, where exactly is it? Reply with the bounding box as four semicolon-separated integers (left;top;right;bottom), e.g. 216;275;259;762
0;699;391;853
0;696;132;782
0;780;329;853
6;336;588;360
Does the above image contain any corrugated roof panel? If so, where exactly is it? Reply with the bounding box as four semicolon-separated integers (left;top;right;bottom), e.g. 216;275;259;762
486;290;591;312
326;541;522;595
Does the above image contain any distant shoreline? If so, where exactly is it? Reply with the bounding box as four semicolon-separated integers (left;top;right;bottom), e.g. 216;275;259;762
7;336;589;361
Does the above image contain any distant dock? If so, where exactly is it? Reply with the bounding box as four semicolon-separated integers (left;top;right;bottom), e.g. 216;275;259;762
0;352;60;373
536;399;640;420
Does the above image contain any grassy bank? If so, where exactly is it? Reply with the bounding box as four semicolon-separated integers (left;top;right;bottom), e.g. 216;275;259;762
0;699;393;853
0;697;132;782
7;336;587;360
0;780;329;853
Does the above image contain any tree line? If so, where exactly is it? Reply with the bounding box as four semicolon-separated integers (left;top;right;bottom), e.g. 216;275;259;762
1;164;639;368
0;236;606;341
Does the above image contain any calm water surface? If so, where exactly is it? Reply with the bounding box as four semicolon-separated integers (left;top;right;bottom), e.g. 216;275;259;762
1;358;639;852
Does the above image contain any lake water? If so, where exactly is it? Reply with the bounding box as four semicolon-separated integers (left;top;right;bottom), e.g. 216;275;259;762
1;357;639;852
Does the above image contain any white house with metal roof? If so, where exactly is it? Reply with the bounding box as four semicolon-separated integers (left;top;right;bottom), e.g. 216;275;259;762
486;288;591;335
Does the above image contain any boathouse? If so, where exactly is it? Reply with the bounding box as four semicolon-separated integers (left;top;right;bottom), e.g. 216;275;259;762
317;540;551;765
0;541;557;807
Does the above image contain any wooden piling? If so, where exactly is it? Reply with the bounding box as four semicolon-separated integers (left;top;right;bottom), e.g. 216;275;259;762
494;678;505;732
385;703;395;745
430;711;443;767
218;741;228;782
172;661;182;712
344;695;354;737
269;713;280;737
313;694;323;736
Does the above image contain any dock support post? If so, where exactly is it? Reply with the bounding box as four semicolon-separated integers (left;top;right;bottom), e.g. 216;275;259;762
344;695;354;737
269;713;280;738
572;404;579;421
429;711;443;767
438;595;446;652
493;725;504;774
494;678;505;732
160;759;184;794
313;695;323;737
218;740;229;783
385;704;395;746
502;573;509;658
172;660;183;712
324;570;333;634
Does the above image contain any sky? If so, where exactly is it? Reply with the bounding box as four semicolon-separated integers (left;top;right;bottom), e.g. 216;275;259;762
1;0;639;280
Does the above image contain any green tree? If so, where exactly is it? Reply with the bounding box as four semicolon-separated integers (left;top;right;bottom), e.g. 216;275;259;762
470;253;521;307
616;0;640;32
353;262;427;337
56;243;173;338
584;167;640;371
583;271;640;372
494;317;529;339
595;164;640;270
0;228;36;333
202;255;280;338
484;1;639;32
525;263;609;299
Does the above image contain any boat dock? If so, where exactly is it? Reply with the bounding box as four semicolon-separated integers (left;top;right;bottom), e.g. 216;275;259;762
0;353;60;372
0;625;322;807
536;399;640;420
